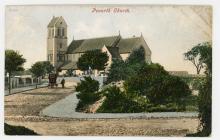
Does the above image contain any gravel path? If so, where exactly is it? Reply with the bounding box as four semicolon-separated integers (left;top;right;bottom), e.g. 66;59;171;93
5;85;200;136
41;93;199;119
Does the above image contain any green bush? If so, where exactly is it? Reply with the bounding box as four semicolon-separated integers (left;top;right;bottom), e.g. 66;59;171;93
4;123;38;135
76;76;99;93
97;86;189;113
106;59;127;83
75;76;100;111
125;63;191;108
100;63;192;113
97;86;146;113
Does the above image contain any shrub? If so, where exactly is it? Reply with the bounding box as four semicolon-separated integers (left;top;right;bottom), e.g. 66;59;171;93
4;123;38;135
75;76;100;111
125;63;191;108
76;76;99;93
106;59;127;83
97;86;146;113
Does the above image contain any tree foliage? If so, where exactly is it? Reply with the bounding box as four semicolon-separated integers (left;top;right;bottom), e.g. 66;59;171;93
30;61;54;78
42;61;54;74
97;86;146;113
197;42;212;136
125;63;191;107
106;59;127;83
30;62;45;78
186;42;212;136
126;46;146;65
5;50;26;74
75;76;100;111
107;47;146;83
184;42;212;74
5;50;26;93
77;50;109;71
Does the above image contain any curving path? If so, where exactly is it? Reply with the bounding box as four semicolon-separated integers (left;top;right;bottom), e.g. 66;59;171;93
40;93;198;119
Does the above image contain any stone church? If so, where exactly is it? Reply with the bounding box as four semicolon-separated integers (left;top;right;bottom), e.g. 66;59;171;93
47;16;152;75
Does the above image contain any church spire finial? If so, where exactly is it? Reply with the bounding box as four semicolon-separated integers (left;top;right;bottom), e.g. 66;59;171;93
118;30;121;36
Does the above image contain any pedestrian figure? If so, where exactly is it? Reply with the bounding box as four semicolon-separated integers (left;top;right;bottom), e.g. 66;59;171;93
61;78;65;88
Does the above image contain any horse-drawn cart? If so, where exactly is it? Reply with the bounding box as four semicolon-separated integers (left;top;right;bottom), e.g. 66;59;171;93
48;73;57;88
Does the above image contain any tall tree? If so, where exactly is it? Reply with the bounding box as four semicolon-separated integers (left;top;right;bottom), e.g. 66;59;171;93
184;42;212;74
29;62;45;88
77;50;109;71
5;50;26;94
197;42;212;136
185;42;212;136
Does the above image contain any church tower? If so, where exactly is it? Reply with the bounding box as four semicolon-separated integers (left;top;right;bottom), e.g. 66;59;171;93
47;16;68;70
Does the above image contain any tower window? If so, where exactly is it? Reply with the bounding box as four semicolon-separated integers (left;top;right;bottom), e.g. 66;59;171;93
60;43;62;49
57;28;60;36
52;29;54;36
62;28;64;36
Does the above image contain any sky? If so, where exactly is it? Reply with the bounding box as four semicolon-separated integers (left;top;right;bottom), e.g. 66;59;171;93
5;5;212;74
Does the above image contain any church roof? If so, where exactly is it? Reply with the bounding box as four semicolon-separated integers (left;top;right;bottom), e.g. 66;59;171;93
67;40;84;54
67;36;119;53
66;35;149;56
116;37;142;53
60;61;78;70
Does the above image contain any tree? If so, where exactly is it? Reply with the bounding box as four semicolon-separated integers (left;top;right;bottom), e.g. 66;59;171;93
185;42;212;136
5;50;26;94
29;61;54;85
29;62;45;88
77;50;109;71
42;61;54;75
106;59;127;83
75;76;100;111
107;47;146;83
184;42;212;74
126;46;146;65
197;42;212;136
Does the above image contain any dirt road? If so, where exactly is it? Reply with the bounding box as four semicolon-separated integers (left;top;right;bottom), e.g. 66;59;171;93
4;84;199;136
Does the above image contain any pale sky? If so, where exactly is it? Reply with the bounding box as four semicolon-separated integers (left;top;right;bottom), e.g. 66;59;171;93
5;5;212;74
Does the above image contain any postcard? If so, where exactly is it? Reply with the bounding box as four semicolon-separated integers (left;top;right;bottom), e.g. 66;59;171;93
3;3;213;138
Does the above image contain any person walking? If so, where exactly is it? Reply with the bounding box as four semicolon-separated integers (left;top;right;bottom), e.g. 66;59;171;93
61;78;65;88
